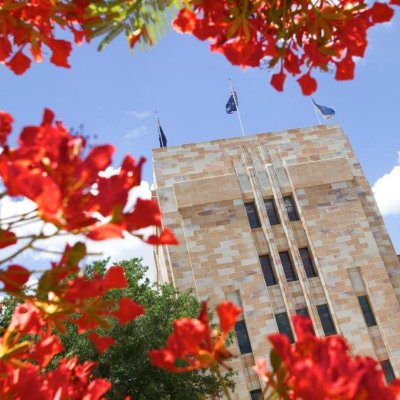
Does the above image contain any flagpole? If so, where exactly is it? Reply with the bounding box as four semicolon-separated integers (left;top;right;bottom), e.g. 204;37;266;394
311;98;322;125
228;78;245;136
155;110;161;146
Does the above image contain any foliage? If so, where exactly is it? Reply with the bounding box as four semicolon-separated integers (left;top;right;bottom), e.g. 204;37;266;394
0;109;177;399
86;0;180;51
56;258;235;399
254;315;400;399
173;0;399;95
1;0;399;94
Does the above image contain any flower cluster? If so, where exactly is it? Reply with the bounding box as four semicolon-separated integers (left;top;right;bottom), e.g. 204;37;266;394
173;0;398;95
0;109;178;399
0;300;111;399
254;315;400;399
0;0;91;75
149;301;241;372
0;109;177;246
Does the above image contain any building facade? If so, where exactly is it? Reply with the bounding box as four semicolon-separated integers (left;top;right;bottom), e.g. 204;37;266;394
152;124;400;399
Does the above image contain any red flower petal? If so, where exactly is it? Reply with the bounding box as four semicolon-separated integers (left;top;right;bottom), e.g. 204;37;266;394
297;72;317;96
370;2;394;23
10;302;44;334
33;336;64;367
125;198;162;231
114;297;144;325
6;51;31;75
172;9;198;34
271;72;286;92
87;224;125;240
103;266;128;290
83;379;112;400
0;111;13;146
42;108;55;125
49;39;72;68
0;229;17;249
145;228;178;245
0;265;30;292
0;37;11;62
217;301;242;334
89;331;116;354
292;315;314;341
335;57;355;80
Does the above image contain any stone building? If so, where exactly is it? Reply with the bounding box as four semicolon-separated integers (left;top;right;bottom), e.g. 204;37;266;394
152;124;400;399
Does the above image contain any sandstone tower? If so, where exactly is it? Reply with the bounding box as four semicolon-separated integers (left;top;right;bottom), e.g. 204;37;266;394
152;124;400;399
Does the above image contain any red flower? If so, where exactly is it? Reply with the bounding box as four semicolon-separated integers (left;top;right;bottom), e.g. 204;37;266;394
271;72;286;92
88;332;116;355
0;112;13;146
145;228;179;245
370;2;395;23
5;51;31;75
149;301;241;372
297;72;318;96
114;297;144;325
335;56;356;80
0;265;30;292
103;266;128;290
254;315;400;400
0;109;177;245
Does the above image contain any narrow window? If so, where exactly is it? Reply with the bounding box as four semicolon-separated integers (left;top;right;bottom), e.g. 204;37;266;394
279;251;298;282
381;360;396;383
358;295;377;327
299;248;317;278
250;389;262;400
264;198;280;225
260;255;277;286
275;312;295;343
245;202;261;229
234;320;252;354
296;307;310;318
317;304;336;336
283;195;299;221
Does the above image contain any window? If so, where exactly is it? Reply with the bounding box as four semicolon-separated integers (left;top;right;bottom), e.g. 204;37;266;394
296;307;310;318
275;312;295;343
381;360;396;383
264;198;280;225
279;251;298;282
260;255;277;286
299;248;317;278
283;195;299;221
245;202;261;229
317;304;337;336
234;320;252;354
250;389;262;400
358;295;377;327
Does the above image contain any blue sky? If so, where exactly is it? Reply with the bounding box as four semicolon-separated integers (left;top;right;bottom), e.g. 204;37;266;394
1;15;399;271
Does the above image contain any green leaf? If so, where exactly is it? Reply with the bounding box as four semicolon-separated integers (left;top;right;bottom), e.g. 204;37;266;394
270;348;282;372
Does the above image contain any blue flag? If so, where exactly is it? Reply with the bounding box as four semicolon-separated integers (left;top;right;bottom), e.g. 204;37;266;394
312;99;335;119
158;120;167;147
226;90;238;114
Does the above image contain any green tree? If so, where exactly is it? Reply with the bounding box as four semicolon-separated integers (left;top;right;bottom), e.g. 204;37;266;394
58;258;235;399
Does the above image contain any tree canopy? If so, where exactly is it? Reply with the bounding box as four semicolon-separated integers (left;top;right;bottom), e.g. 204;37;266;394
55;258;235;399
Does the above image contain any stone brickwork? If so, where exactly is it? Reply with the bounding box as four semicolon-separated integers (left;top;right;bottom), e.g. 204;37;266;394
152;124;400;400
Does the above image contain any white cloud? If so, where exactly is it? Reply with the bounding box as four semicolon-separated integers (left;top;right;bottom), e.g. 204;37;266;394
125;110;152;120
124;125;149;139
0;181;155;279
372;152;400;216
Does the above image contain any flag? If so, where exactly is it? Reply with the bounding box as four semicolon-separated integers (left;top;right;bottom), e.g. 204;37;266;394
157;119;167;147
226;90;238;114
312;98;335;119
